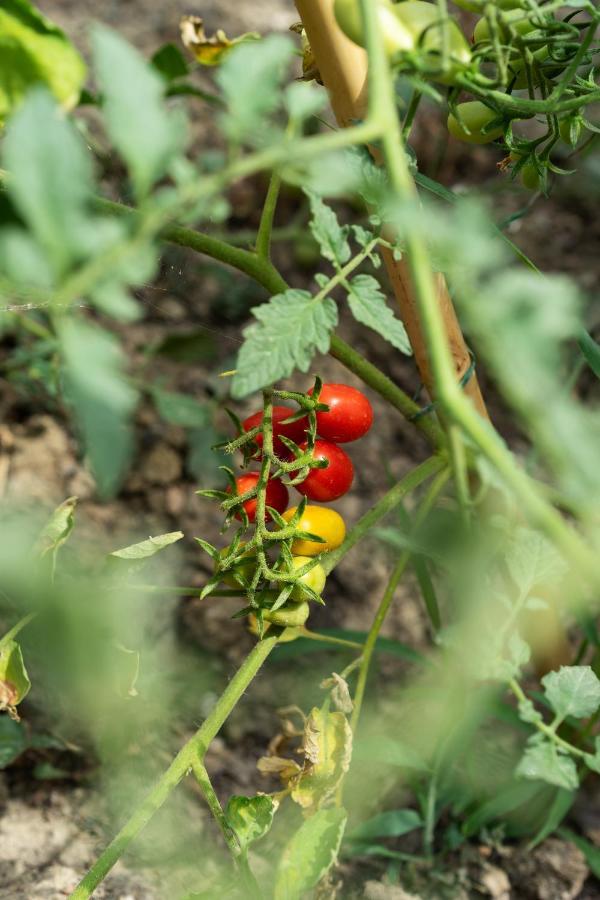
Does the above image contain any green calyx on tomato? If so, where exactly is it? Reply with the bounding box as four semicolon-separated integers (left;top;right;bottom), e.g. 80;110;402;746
289;556;327;601
334;0;471;84
447;101;504;144
216;542;256;589
263;601;310;628
510;151;542;191
228;472;289;523
296;439;354;503
559;114;582;148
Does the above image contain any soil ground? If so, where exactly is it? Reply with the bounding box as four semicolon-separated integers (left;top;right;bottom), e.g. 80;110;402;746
2;1;600;898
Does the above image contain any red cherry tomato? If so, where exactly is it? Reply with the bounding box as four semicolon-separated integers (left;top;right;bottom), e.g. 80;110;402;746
295;439;354;502
308;384;373;443
242;406;307;459
229;472;289;522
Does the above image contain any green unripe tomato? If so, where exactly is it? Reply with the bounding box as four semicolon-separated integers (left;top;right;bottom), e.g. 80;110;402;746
393;1;471;84
334;0;415;56
520;161;541;191
334;0;470;84
263;601;310;628
290;556;326;601
473;9;536;43
559;115;582;147
447;101;503;144
453;0;522;10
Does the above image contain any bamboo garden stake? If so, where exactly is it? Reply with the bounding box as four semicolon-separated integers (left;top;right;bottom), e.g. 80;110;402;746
294;0;489;419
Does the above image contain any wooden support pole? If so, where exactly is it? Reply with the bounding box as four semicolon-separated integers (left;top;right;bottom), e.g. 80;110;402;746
294;0;489;419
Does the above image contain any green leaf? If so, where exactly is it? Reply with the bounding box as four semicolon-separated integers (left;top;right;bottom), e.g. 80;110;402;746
35;496;77;560
541;665;600;721
505;528;568;597
348;809;422;842
462;781;543;837
516;739;578;791
274;807;347;900
92;25;187;197
0;0;86;123
3;89;92;273
225;795;277;852
527;788;575;849
59;318;138;497
231;290;338;398
578;329;600;380
151;43;189;81
346;274;412;355
306;192;351;266
0;716;26;768
110;531;183;560
0;640;31;709
558;827;600;878
216;34;294;146
284;82;326;123
151;388;209;428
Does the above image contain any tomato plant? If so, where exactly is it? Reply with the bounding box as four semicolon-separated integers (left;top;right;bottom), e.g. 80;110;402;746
1;0;600;898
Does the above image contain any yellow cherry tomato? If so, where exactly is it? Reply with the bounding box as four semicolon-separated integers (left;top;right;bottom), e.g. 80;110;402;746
263;601;310;628
282;505;346;556
290;556;327;601
447;101;503;145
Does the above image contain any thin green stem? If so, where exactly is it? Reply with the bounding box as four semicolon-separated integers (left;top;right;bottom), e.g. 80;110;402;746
92;199;444;450
190;758;241;857
190;759;262;899
255;173;281;260
0;613;36;649
447;424;471;528
347;467;450;741
359;0;599;587
321;455;448;576
69;635;278;900
299;628;363;651
508;678;589;761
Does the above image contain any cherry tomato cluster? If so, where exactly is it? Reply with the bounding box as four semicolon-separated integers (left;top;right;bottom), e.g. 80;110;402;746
333;0;597;193
198;382;373;634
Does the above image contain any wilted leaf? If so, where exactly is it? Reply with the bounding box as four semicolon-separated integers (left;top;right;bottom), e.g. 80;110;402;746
0;640;31;713
110;531;183;560
225;795;278;852
291;707;352;813
320;673;353;714
274;807;347;900
180;16;259;67
34;496;77;561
